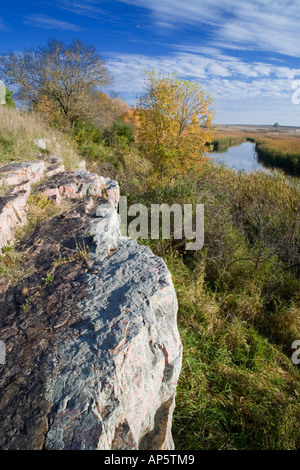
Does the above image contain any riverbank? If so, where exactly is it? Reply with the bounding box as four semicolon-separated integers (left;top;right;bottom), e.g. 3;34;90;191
212;125;300;176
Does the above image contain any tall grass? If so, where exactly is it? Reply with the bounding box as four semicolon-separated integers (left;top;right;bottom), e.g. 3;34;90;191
133;163;300;449
0;107;82;170
255;136;300;175
212;131;248;152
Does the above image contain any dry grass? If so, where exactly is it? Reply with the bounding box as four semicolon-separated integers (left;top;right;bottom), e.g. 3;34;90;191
255;133;300;153
0;106;82;170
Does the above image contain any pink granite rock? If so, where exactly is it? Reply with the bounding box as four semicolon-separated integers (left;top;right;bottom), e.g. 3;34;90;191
0;161;45;187
0;191;29;249
38;171;103;203
0;188;182;451
99;176;120;207
43;201;182;450
45;164;65;179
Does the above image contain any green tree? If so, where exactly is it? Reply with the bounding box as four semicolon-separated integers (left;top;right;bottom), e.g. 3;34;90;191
0;38;111;127
5;88;15;108
136;71;214;181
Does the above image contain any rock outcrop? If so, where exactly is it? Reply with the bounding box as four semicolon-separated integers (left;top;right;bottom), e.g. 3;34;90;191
0;159;114;250
0;160;182;450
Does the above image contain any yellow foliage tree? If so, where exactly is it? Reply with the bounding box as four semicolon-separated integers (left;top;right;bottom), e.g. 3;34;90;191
136;71;214;181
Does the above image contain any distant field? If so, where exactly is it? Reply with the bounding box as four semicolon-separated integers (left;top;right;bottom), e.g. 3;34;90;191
212;125;300;175
216;124;300;135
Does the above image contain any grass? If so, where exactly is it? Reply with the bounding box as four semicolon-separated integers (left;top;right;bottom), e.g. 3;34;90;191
0;194;70;283
134;163;300;449
212;130;248;152
255;135;300;174
170;254;300;450
0;106;82;170
0;243;26;279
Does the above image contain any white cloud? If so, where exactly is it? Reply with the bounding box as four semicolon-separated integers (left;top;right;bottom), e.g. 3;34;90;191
24;14;84;31
105;50;300;124
106;50;300;94
57;1;300;57
51;1;300;123
57;0;106;19
117;0;300;57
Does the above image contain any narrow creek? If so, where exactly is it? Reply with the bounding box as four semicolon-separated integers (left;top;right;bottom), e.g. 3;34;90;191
208;141;267;173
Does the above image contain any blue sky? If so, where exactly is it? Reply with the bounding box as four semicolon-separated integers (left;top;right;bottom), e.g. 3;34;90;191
1;0;300;125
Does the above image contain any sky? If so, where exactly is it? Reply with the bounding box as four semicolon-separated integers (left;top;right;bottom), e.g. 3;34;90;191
1;0;300;125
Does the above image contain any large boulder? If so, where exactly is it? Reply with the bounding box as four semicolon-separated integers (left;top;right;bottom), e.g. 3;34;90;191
0;184;182;450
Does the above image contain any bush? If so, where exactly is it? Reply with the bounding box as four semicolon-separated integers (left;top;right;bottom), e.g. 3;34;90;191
103;119;135;148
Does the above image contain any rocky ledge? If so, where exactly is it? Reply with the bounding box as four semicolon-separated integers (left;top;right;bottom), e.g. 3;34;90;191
0;160;182;450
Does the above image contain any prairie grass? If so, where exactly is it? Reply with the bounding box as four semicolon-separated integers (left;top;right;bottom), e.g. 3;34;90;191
255;135;300;174
212;130;248;152
0;243;26;280
0;106;82;170
134;162;300;449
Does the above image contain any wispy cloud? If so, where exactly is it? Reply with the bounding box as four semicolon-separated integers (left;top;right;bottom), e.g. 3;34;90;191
57;0;105;19
24;14;84;31
106;50;300;95
117;0;300;57
53;1;300;57
105;49;300;123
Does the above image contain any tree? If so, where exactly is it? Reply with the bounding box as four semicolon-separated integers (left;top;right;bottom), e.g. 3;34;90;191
0;38;111;127
5;88;15;108
136;71;214;181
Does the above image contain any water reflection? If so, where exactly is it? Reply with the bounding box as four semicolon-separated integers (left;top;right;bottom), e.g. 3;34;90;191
208;141;267;173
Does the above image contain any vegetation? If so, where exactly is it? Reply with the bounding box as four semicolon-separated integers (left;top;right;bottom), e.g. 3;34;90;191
5;88;15;108
131;165;300;450
0;38;111;128
136;71;214;182
255;137;300;175
0;106;82;169
212;130;247;152
0;41;299;449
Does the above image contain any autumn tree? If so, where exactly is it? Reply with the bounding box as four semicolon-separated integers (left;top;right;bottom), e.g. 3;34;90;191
122;107;141;137
136;71;214;181
93;92;130;128
0;38;111;127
